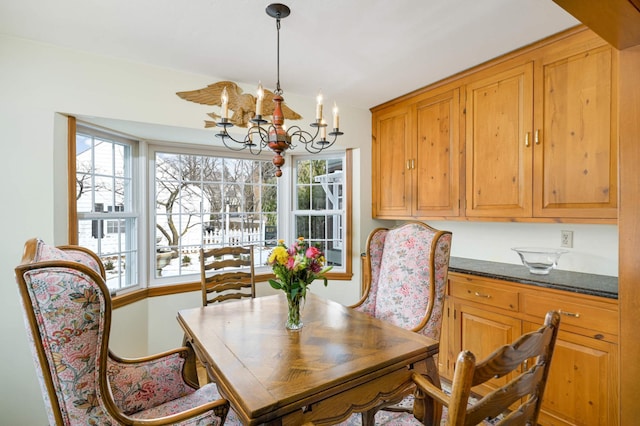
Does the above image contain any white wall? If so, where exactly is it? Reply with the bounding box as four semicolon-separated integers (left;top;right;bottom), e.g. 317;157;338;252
436;221;618;276
0;33;618;425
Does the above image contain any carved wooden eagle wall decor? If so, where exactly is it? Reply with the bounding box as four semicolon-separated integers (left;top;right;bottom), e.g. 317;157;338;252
176;81;302;128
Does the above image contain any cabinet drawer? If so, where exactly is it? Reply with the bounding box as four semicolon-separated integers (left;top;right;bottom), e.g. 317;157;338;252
449;277;519;312
522;293;617;336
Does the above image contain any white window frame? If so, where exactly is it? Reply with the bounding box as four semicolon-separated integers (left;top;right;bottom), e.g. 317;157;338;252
147;143;279;286
287;152;347;272
71;121;351;292
75;124;141;293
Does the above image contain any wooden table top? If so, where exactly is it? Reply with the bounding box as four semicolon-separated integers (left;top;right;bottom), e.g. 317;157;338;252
177;293;439;425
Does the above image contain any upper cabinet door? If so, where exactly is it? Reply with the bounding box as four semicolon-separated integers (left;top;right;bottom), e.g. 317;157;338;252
372;104;412;218
533;35;618;219
465;62;534;218
413;88;461;217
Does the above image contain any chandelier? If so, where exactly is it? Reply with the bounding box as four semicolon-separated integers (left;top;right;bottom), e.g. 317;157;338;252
215;3;343;177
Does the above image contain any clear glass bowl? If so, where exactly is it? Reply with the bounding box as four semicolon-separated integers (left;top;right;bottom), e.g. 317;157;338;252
512;247;568;275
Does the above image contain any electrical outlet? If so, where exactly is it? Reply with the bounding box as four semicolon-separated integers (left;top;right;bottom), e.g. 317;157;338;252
560;230;573;248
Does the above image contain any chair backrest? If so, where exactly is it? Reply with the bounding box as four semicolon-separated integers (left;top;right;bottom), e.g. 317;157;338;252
416;310;561;426
353;221;452;340
15;238;119;425
200;245;256;306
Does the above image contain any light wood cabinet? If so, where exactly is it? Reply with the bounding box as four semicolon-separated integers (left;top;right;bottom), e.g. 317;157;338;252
442;272;619;426
372;103;412;217
371;26;617;223
465;62;534;218
532;32;618;219
372;87;461;218
453;301;522;396
523;322;618;426
465;29;616;219
412;89;461;217
521;291;619;425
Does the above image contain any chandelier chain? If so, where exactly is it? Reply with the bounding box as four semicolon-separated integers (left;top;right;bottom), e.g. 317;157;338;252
276;17;282;95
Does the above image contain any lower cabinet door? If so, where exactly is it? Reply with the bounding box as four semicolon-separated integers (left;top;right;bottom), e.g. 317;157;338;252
453;303;522;395
523;321;619;426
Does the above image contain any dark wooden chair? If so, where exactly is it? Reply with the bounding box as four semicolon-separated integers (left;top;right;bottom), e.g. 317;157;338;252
412;310;561;426
200;245;256;306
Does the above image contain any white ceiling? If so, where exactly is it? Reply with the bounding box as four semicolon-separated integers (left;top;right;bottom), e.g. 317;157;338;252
0;0;579;137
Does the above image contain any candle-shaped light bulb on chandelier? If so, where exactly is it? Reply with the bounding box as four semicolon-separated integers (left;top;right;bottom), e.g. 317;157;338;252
316;92;323;121
255;82;264;117
220;87;229;120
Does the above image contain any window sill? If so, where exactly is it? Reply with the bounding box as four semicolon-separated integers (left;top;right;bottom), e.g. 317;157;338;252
112;271;353;309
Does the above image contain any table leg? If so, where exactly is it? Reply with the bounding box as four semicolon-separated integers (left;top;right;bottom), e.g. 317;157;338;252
361;409;376;426
413;357;442;425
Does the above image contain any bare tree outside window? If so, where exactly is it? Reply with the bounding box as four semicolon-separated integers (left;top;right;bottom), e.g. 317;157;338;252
154;151;278;278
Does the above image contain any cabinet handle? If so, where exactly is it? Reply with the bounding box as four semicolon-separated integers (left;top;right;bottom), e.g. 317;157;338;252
525;132;530;147
411;159;415;169
559;309;580;318
406;160;411;170
474;291;491;299
535;129;540;145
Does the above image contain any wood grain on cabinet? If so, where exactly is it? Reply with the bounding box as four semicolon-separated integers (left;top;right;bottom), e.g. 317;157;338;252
413;89;461;217
449;273;519;312
533;34;618;219
372;86;461;218
522;292;618;339
453;302;522;395
443;271;619;426
371;26;617;223
438;296;454;378
464;62;534;218
552;0;640;50
372;103;412;217
523;322;618;426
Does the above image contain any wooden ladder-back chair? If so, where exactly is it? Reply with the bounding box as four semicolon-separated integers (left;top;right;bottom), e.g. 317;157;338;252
413;310;561;426
15;238;230;425
200;245;256;306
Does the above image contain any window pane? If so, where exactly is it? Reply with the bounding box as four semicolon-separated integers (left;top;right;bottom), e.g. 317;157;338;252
293;155;345;270
94;138;114;176
76;128;137;292
312;185;327;209
297;185;311;210
310;215;326;240
297;160;311;184
263;186;277;212
154;151;277;280
295;216;309;239
262;162;277;184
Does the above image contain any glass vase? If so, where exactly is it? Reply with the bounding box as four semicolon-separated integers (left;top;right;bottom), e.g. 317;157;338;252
285;293;304;330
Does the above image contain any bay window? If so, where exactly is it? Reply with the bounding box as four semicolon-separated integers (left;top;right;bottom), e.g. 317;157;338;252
71;119;351;296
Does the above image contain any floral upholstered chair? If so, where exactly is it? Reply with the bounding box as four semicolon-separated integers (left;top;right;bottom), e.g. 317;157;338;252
345;221;452;423
15;238;230;425
351;221;452;340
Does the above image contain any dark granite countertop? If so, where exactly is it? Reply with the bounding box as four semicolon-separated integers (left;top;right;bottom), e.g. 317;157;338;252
448;257;618;299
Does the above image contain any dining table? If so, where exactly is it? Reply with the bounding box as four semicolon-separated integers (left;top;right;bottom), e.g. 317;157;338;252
177;293;441;425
